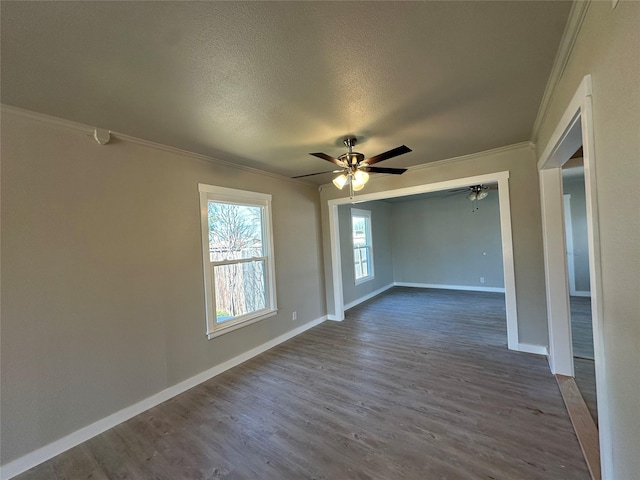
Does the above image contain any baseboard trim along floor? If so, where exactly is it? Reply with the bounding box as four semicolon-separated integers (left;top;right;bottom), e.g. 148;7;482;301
0;315;327;480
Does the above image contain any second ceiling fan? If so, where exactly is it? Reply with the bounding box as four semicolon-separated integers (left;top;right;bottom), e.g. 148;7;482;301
445;184;498;212
294;137;412;196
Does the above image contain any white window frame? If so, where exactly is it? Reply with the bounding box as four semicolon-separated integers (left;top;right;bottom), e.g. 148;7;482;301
351;208;374;285
198;184;277;339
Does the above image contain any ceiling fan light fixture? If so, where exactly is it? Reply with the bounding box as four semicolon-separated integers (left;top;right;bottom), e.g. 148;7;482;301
301;137;411;198
477;190;489;200
333;173;349;190
352;180;366;191
467;191;477;201
352;169;369;189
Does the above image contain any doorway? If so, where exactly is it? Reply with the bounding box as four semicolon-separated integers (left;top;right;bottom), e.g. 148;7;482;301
537;74;608;477
562;154;597;424
336;184;505;317
326;171;523;353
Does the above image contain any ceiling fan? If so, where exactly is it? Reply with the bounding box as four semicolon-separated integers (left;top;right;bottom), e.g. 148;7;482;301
293;137;411;197
445;184;498;211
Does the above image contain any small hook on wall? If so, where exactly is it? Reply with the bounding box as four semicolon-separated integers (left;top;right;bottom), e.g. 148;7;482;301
93;128;111;145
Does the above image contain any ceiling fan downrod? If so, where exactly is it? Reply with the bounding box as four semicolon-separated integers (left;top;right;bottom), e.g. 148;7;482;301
344;136;356;152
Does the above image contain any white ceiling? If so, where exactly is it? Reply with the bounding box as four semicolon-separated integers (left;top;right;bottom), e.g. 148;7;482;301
1;1;571;183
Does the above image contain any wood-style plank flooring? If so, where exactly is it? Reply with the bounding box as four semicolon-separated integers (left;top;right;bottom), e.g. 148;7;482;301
570;296;594;360
570;296;597;424
574;358;597;426
15;288;589;479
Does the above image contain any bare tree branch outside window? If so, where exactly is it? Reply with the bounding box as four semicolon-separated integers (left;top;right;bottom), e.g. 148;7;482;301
208;202;267;322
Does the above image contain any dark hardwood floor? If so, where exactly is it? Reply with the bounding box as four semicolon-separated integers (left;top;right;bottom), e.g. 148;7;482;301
573;358;597;426
570;296;594;360
570;296;597;424
15;288;589;479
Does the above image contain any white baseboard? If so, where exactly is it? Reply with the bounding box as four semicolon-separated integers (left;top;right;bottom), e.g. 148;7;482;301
343;283;394;311
393;282;505;293
517;343;549;356
571;291;591;298
326;314;342;322
0;315;327;480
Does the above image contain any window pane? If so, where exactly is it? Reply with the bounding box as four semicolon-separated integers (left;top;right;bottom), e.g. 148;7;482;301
352;216;367;247
213;260;266;323
352;210;373;283
354;246;369;280
361;248;368;276
208;202;264;262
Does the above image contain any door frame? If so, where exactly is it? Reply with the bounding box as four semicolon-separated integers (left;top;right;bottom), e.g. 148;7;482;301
327;170;521;352
537;74;610;477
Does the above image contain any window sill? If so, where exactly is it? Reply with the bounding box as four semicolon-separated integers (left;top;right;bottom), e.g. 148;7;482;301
206;309;278;340
355;275;375;286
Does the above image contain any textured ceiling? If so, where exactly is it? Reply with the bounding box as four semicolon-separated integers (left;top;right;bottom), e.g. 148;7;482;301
1;1;571;183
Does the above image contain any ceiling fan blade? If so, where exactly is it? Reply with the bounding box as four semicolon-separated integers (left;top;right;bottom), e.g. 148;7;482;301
446;187;471;193
363;145;412;166
292;170;341;179
487;185;499;190
362;166;407;175
309;152;344;167
441;190;465;198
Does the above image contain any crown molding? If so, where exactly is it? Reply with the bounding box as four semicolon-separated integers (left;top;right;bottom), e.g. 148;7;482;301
1;104;96;135
0;104;309;187
530;0;591;143
404;141;532;174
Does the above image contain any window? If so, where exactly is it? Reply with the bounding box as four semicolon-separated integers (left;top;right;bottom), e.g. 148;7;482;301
351;208;374;284
199;184;277;338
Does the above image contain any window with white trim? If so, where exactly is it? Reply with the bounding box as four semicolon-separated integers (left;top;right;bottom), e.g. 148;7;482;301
199;184;277;339
351;208;374;284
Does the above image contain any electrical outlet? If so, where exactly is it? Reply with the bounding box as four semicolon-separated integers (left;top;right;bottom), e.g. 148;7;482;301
480;277;485;284
292;311;297;321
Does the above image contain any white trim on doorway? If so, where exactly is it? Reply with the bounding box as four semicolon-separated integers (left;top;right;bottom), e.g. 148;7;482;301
537;74;610;479
326;171;521;352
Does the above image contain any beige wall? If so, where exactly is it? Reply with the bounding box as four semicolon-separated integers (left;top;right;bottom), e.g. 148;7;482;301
0;110;327;463
320;144;548;347
534;2;640;477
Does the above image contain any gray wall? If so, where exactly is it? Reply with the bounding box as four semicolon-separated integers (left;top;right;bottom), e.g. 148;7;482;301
338;201;394;306
534;2;640;476
563;175;590;293
391;192;504;289
321;144;548;347
0;110;327;463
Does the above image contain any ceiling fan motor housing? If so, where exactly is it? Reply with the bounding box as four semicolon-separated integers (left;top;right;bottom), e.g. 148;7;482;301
339;152;365;166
